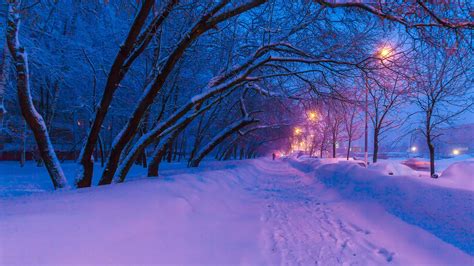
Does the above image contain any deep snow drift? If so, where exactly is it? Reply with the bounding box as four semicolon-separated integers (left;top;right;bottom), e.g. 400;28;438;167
1;158;473;265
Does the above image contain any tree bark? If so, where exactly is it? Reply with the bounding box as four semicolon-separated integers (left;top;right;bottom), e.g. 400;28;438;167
373;128;379;163
346;139;352;160
426;129;436;177
7;0;68;189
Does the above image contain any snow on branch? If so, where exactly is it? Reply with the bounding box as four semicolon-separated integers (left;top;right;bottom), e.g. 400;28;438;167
315;0;474;30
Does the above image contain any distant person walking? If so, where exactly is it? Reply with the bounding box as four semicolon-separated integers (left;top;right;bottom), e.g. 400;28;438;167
272;153;276;160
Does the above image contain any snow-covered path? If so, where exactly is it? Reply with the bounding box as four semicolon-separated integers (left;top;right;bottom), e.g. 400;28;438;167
256;160;387;265
252;159;471;265
1;158;472;265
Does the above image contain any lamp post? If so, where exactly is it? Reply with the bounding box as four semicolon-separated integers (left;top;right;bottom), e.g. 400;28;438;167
364;45;393;167
364;77;369;167
362;44;393;167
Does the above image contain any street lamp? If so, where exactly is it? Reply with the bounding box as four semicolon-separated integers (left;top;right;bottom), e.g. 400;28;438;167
364;78;369;167
378;46;392;59
362;44;394;167
294;127;302;136
307;111;318;122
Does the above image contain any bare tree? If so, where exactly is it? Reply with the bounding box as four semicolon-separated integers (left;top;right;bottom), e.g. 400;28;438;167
365;72;409;163
6;0;68;189
411;47;473;177
76;0;178;188
340;90;363;160
97;0;267;186
326;100;344;158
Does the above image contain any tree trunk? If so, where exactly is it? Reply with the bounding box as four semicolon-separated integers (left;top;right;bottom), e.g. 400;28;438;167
189;118;257;167
76;0;158;188
346;139;352;160
20;120;26;167
7;1;68;189
147;133;178;177
147;115;193;177
373;128;379;163
166;141;173;163
427;137;436;177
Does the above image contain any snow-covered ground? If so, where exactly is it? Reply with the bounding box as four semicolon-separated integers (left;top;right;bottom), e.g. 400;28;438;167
0;157;473;265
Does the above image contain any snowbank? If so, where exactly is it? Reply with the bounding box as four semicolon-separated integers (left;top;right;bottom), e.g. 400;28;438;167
0;160;266;265
436;154;474;172
1;158;473;264
440;161;474;191
369;161;419;176
290;158;474;256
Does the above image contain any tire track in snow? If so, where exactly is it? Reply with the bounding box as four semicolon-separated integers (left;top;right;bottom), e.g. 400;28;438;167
253;159;394;265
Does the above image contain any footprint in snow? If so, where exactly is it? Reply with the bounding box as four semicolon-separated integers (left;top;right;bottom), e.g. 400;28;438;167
349;223;371;235
378;248;395;262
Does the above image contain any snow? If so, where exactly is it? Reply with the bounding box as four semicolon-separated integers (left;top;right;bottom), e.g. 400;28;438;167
373;155;474;192
1;158;473;265
440;161;474;191
369;161;419;176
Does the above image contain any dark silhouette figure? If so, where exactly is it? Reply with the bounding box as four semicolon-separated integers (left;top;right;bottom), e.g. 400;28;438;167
272;153;276;160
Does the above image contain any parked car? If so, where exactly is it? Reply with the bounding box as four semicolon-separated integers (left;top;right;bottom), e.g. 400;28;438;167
401;158;430;171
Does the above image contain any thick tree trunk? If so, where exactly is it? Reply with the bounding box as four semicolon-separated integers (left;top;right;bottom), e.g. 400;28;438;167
7;1;68;189
147;159;159;177
76;0;163;188
189;118;257;167
427;137;436;177
373;128;379;163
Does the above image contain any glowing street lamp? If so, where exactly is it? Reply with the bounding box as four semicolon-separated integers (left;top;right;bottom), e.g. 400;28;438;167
378;45;393;59
294;127;302;136
411;146;417;152
360;43;394;167
307;111;318;122
452;149;460;156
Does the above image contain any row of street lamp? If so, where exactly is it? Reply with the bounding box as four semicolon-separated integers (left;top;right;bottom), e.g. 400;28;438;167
291;45;395;165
